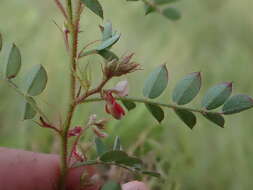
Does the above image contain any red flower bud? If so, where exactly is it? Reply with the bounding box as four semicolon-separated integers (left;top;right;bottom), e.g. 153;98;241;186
68;126;83;138
104;91;125;120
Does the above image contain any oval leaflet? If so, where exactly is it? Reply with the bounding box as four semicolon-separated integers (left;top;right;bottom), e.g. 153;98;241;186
172;72;201;105
24;64;48;96
143;64;169;99
5;43;21;79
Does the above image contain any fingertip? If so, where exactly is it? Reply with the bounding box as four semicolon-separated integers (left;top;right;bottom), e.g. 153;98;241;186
122;181;149;190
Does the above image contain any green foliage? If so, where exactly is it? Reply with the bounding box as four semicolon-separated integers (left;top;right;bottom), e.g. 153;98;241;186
0;33;2;52
202;82;232;110
100;150;128;162
222;94;253;114
155;0;179;5
95;137;108;156
143;64;168;99
145;103;164;123
142;170;161;178
98;49;119;61
121;99;136;111
5;43;21;79
174;108;196;129
113;136;122;151
101;22;113;41
101;181;122;190
202;112;225;128
24;64;48;96
96;33;121;51
162;7;181;20
140;0;181;20
144;4;155;15
81;0;104;19
172;72;201;105
22;97;37;120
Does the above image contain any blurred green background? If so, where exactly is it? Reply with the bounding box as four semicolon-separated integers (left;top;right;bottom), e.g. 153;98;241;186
1;0;253;189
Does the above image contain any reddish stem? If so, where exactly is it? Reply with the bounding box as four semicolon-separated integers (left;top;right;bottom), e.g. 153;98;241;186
54;0;68;20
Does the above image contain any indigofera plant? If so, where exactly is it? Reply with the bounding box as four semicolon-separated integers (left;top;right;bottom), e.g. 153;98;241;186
0;0;253;189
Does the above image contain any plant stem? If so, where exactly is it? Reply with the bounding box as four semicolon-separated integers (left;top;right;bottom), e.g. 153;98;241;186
76;77;110;104
142;0;163;14
80;97;223;115
6;79;50;122
59;0;80;189
54;0;68;19
73;160;139;175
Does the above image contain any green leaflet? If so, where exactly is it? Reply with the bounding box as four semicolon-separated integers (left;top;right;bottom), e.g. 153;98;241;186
101;21;113;41
162;7;181;21
5;43;21;79
174;108;196;129
172;72;201;105
98;49;119;61
202;112;225;128
143;64;169;99
100;150;128;162
142;170;161;178
222;94;253;114
145;103;164;123
121;99;136;111
21;97;37;120
24;64;48;96
95;137;107;157
96;33;121;51
0;33;2;52
202;82;232;110
100;150;143;168
81;0;103;19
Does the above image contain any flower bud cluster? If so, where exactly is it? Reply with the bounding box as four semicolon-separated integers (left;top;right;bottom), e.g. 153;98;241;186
104;53;140;78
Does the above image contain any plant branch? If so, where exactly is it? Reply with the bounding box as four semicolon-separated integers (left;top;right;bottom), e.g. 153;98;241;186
141;0;163;14
54;0;68;20
5;79;50;122
68;125;89;164
59;0;81;189
73;160;139;175
76;77;111;104
78;40;100;59
80;97;223;115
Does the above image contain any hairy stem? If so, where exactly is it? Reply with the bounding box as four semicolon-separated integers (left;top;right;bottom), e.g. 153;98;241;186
54;0;68;19
76;77;110;104
59;0;79;189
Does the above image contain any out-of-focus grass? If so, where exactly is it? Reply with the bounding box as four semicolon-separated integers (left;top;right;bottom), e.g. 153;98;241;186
1;0;253;189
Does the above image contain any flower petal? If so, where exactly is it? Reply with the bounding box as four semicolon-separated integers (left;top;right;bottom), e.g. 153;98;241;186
111;80;129;97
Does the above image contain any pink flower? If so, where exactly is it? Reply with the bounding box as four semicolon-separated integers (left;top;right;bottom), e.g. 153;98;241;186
104;91;125;120
111;80;129;97
68;126;83;137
